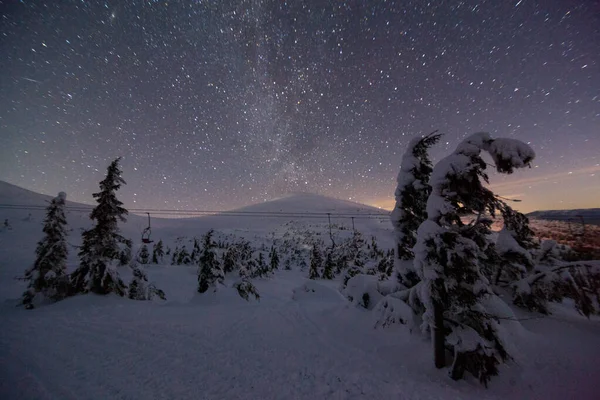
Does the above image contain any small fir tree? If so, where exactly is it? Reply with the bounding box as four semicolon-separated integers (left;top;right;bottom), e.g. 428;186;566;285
269;246;280;271
235;254;260;301
138;245;150;264
152;240;164;264
309;244;322;279
390;131;442;287
171;246;180;265
197;229;224;293
70;158;129;296
223;245;239;274
177;246;191;265
190;238;201;263
119;246;132;266
22;192;69;309
322;251;335;279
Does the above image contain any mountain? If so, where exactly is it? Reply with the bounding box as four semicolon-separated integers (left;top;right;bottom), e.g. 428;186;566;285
0;180;93;208
233;192;386;215
528;208;600;226
0;180;394;261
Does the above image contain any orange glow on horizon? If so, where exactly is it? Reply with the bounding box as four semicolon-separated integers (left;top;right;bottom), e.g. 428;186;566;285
365;164;600;213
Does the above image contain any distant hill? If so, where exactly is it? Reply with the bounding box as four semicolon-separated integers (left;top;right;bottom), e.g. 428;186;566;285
0;180;393;245
528;208;600;226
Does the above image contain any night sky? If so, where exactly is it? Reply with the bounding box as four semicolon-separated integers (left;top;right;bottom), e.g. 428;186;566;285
1;0;599;213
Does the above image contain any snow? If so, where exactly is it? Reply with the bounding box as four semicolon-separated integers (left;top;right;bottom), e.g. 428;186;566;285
1;181;600;399
487;138;536;172
342;274;384;310
373;294;416;330
496;228;532;263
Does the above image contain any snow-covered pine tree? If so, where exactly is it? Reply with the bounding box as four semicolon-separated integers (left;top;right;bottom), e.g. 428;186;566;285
412;132;535;385
138;245;150;264
223;244;239;274
177;245;191;265
22;192;69;309
152;240;164;264
309;244;322;279
190;238;201;263
70;158;129;296
323;251;335;279
390;131;442;287
269;246;280;271
171;246;180;265
197;229;224;293
119;246;132;266
258;252;266;274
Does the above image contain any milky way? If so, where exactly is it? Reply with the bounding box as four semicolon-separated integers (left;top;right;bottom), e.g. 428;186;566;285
1;0;599;212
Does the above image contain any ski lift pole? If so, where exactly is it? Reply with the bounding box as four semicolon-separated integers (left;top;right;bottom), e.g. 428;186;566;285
327;213;335;248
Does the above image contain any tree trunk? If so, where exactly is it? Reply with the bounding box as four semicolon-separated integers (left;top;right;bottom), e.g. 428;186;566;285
450;350;465;380
433;300;445;368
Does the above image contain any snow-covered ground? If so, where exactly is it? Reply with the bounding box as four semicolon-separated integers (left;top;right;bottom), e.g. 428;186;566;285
1;181;599;400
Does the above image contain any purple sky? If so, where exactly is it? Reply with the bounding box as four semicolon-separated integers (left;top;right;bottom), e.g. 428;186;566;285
1;0;598;213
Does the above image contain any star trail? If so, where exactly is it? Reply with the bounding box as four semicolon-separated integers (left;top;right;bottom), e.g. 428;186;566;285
1;0;598;212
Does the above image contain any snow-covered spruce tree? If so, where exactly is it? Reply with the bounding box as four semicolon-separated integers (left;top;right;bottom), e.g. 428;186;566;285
22;192;69;309
412;132;535;385
197;229;224;293
269;246;280;271
309;244;322;279
177;245;192;265
323;251;335;279
70;158;129;296
152;240;164;264
138;245;150;264
223;244;240;274
391;131;442;287
190;238;201;263
119;245;132;266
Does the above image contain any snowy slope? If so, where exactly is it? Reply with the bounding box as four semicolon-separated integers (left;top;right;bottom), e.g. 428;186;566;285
154;192;391;240
1;182;600;400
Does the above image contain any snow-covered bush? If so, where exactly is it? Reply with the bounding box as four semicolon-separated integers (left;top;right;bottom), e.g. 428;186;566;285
343;274;384;310
128;263;166;301
373;295;416;329
234;281;260;301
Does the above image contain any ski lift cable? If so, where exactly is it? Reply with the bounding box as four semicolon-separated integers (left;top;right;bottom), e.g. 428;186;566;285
0;204;392;222
0;203;391;218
